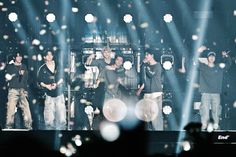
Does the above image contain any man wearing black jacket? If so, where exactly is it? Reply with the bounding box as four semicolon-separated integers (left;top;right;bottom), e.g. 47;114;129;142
5;52;32;129
37;50;66;130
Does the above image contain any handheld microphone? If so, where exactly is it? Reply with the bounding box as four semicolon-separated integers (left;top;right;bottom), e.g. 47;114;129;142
19;68;24;82
19;71;22;82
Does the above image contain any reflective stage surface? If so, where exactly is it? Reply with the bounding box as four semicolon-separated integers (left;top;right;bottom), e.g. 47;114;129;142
1;130;236;157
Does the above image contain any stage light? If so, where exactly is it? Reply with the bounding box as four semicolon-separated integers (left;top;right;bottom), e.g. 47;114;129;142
163;105;172;115
46;13;56;22
163;61;172;70
161;54;174;70
162;97;173;115
163;14;173;23
8;12;18;22
123;60;132;70
234;10;236;16
122;52;134;70
85;14;95;23
123;14;133;23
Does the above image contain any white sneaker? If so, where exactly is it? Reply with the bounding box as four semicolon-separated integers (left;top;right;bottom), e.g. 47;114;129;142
213;123;219;130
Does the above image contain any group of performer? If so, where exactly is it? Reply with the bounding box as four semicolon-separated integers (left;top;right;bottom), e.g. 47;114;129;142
3;51;66;130
1;46;233;131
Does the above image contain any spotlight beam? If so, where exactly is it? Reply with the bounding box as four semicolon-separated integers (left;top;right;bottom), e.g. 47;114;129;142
176;0;195;30
180;0;212;131
176;0;213;154
8;11;31;51
133;0;162;47
165;70;184;109
96;0;119;27
166;22;188;58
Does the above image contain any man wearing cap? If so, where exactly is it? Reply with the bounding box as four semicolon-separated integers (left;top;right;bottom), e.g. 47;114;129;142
198;51;231;130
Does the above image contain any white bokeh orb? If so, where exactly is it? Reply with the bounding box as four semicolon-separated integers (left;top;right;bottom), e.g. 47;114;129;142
103;98;127;122
135;98;158;122
100;121;120;142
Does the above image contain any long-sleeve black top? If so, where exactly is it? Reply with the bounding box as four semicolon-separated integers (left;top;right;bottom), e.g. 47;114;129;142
6;63;28;90
37;63;64;97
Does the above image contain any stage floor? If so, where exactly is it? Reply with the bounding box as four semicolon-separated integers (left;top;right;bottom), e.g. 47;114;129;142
1;130;236;156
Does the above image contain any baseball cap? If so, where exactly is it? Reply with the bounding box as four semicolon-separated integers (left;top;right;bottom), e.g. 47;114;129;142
207;51;216;57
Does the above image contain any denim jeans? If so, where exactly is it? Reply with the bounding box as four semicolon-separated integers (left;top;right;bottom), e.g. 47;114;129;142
6;88;32;129
200;93;221;129
44;94;66;130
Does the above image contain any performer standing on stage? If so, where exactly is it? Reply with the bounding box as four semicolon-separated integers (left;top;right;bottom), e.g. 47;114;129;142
136;49;163;131
85;47;114;127
37;50;66;130
5;52;32;129
198;51;231;130
104;53;125;100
